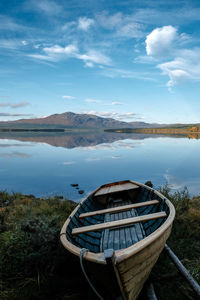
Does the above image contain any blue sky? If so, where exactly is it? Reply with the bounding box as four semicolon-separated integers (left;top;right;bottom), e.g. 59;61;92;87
1;0;200;123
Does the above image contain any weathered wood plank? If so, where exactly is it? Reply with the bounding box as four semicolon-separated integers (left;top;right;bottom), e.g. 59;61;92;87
72;212;167;235
116;228;172;300
126;209;138;245
123;210;132;248
79;200;159;218
94;182;139;196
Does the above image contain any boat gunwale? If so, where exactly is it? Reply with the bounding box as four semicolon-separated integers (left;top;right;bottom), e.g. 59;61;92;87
60;180;175;265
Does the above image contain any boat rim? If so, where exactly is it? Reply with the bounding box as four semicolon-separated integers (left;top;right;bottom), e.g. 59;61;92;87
60;180;175;265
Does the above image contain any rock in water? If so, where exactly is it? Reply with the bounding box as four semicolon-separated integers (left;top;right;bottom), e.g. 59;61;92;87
78;190;84;194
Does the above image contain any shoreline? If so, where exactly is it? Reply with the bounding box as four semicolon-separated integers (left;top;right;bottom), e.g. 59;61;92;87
0;187;199;299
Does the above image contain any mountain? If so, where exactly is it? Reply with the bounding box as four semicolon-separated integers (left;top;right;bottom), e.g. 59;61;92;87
0;112;198;130
0;112;158;129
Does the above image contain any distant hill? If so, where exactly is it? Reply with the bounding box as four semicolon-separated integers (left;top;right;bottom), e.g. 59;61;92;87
0;112;161;129
0;112;199;130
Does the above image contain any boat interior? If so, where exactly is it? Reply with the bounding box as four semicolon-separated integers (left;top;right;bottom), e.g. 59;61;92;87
66;181;169;253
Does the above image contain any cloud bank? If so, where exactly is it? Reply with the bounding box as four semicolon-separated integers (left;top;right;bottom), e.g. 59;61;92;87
84;110;139;121
145;25;200;88
0;101;29;108
0;113;33;117
29;44;111;67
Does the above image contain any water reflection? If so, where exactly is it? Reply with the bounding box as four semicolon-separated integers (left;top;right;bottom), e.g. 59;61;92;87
0;131;199;199
0;151;31;158
0;130;190;149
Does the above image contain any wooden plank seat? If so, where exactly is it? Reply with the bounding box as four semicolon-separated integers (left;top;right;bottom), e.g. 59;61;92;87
79;200;159;219
72;211;167;235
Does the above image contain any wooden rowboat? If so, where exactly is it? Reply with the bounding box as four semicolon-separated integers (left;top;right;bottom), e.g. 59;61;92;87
60;180;175;299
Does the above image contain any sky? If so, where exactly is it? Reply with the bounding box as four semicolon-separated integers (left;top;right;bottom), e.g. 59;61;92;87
1;0;200;123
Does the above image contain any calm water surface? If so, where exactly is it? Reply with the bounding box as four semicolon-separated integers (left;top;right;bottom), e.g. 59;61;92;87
0;132;199;201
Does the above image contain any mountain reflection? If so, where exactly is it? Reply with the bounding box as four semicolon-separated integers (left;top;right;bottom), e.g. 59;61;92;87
0;131;191;149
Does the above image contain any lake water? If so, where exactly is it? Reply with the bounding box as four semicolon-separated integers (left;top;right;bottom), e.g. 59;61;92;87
0;131;199;201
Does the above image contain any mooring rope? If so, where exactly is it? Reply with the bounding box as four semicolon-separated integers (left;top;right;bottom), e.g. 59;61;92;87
80;248;104;300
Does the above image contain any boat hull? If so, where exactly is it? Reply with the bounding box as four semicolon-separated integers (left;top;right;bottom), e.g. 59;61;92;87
115;223;172;299
60;180;175;299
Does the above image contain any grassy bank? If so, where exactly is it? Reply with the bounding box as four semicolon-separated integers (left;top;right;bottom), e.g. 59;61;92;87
0;187;200;299
152;185;200;299
0;192;85;300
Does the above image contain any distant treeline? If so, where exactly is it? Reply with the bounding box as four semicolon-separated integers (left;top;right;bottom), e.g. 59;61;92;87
0;128;65;132
105;126;200;138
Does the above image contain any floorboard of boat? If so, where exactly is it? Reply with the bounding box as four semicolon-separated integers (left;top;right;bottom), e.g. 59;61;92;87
100;199;145;251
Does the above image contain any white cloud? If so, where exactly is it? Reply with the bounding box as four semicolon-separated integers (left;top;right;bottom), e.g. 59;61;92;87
27;54;57;62
61;21;76;32
85;110;118;119
63;161;76;165
43;44;78;55
132;6;200;27
62;95;75;100
83;110;139;121
28;44;78;63
78;17;94;31
0;113;33;117
134;55;158;64
157;50;200;88
85;98;101;103
144;26;200;88
104;101;124;106
100;67;155;81
0;15;27;32
21;40;28;46
118;112;137;120
117;22;143;38
77;50;111;66
145;25;177;57
0;101;29;108
85;157;100;162
158;60;191;88
111;102;123;105
27;0;61;15
97;12;122;30
33;44;41;49
166;70;190;88
29;45;111;67
96;12;144;38
0;39;23;49
84;62;94;68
